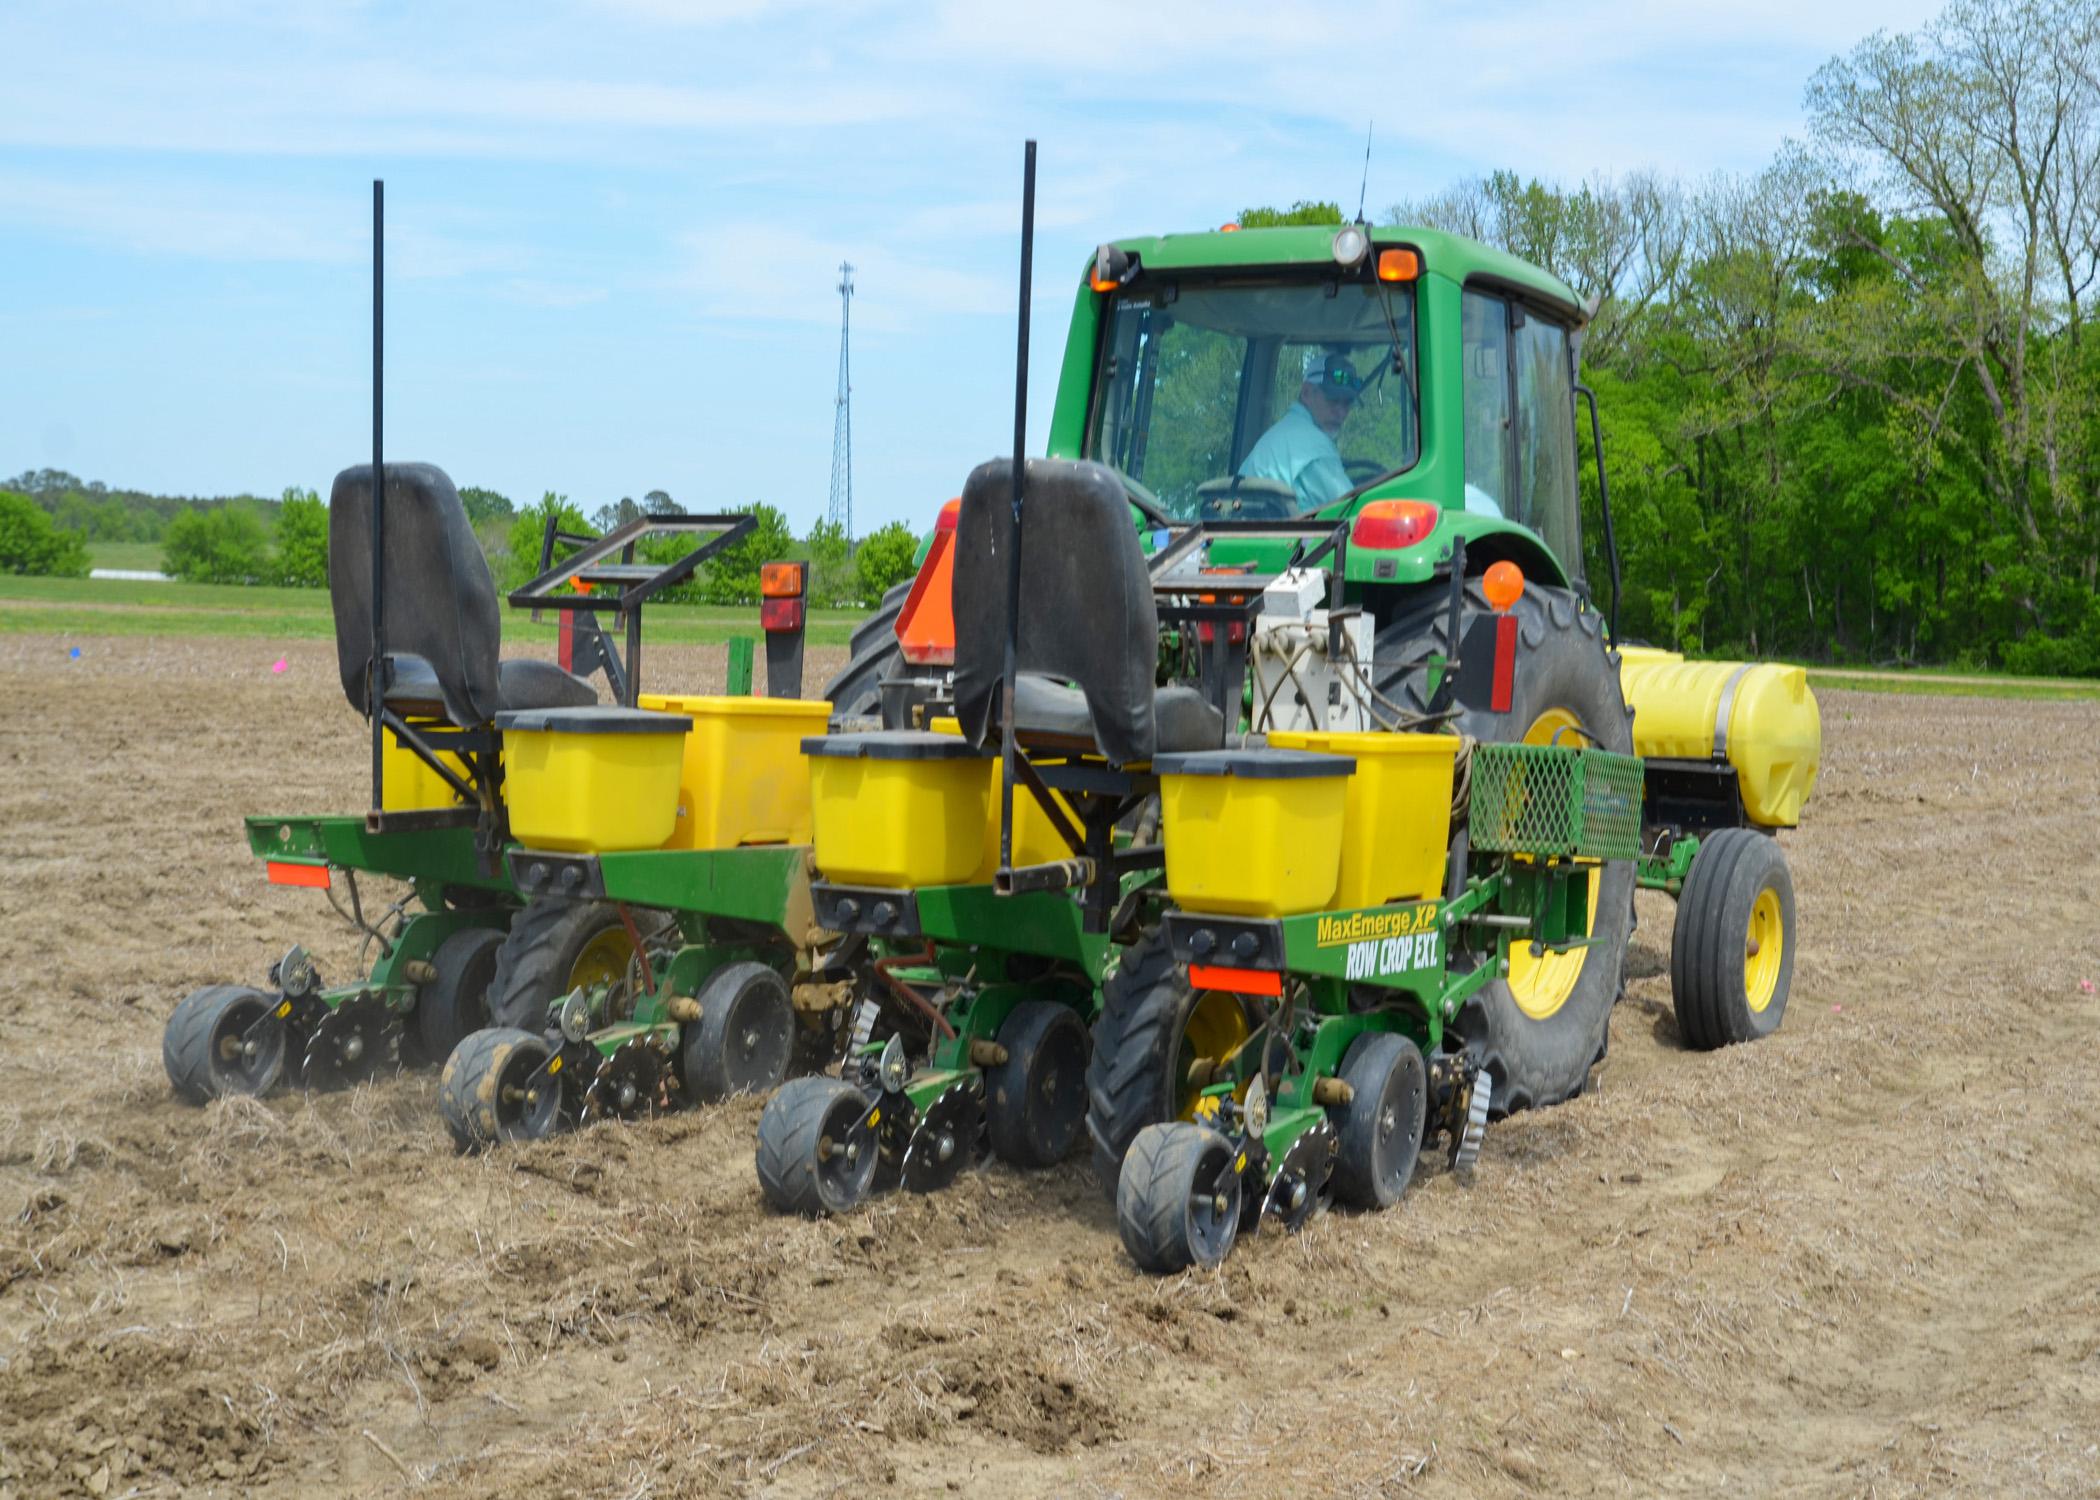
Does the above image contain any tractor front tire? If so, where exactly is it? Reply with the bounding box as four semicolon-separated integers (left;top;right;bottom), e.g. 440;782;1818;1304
1671;829;1795;1049
822;579;913;723
1375;580;1635;1113
1085;930;1260;1198
486;898;647;1031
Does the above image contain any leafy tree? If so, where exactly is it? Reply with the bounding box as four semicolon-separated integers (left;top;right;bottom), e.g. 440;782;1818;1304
458;486;515;527
1238;201;1344;228
163;506;270;583
853;520;920;601
805;516;853;606
274;487;329;588
0;490;90;576
504;493;593;590
703;502;797;605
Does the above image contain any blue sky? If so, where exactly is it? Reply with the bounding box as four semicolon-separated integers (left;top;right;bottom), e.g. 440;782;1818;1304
1;0;1943;536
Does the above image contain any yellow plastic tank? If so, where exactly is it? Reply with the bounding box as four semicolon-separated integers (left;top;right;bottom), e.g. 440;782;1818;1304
804;731;992;888
637;693;832;849
1270;730;1460;905
496;707;691;853
1617;648;1822;827
380;726;470;812
1157;749;1354;917
926;716;1081;881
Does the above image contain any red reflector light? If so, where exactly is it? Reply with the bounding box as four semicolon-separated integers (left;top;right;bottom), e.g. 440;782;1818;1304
935;497;962;533
1351;499;1440;550
266;860;331;889
760;598;805;633
1189;963;1282;997
760;562;805;599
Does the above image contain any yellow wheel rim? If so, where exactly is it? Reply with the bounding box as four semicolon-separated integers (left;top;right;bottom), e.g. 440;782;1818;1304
1744;887;1784;1013
1175;990;1252;1121
1504;708;1597;1021
570;927;637;993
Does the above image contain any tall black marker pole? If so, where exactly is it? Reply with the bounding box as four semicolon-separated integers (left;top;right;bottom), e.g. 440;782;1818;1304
369;179;386;813
997;141;1036;878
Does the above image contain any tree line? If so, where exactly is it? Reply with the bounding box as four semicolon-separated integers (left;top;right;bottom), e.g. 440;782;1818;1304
1377;0;2099;675
0;469;922;607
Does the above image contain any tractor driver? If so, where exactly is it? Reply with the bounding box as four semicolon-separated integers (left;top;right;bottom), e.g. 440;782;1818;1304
1238;351;1363;511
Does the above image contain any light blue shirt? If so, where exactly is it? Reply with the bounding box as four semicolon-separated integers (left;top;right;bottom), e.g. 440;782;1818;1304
1238;401;1349;511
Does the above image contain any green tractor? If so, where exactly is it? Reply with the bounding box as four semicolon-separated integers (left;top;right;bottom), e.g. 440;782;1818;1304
785;167;1820;1270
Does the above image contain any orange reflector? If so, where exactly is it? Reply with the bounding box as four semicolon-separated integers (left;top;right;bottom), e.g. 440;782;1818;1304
934;496;961;533
572;578;593;595
1483;560;1525;613
1190;963;1282;997
1351;498;1440;550
760;562;804;599
1377;248;1420;282
266;860;331;889
1090;274;1119;293
1219;223;1241;233
760;597;805;633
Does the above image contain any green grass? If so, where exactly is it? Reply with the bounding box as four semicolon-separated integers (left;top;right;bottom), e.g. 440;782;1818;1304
0;573;866;647
86;541;166;572
1804;666;2100;702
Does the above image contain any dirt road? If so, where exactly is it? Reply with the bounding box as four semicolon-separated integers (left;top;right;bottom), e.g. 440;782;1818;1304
3;634;2096;1497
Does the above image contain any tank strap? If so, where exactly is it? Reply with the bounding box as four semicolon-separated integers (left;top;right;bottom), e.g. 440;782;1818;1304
1712;663;1755;757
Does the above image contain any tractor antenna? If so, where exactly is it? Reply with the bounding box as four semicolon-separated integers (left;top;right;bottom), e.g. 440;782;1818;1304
1355;120;1373;225
998;139;1037;878
368;177;385;814
827;262;854;540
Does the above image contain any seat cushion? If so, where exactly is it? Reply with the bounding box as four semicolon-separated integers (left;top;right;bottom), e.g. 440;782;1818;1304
386;653;598;720
1008;673;1224;758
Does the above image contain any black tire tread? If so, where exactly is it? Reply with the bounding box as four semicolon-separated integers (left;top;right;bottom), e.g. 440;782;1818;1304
438;1026;549;1151
1671;829;1793;1050
683;961;795;1104
1372;579;1635;1113
822;580;912;719
756;1076;864;1216
1117;1123;1236;1274
1084;931;1186;1196
163;984;266;1105
1329;1030;1427;1209
987;1000;1090;1169
486;898;631;1031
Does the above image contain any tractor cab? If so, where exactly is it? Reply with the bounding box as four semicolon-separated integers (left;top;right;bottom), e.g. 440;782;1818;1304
1064;223;1596;601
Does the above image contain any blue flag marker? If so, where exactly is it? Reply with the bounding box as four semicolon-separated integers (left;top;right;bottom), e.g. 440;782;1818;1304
68;647;81;660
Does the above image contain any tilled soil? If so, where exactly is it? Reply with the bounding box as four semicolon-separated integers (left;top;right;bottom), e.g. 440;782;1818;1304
2;632;2097;1498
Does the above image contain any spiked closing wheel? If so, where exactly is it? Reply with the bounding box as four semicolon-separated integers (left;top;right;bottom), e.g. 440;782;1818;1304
1261;1118;1337;1232
582;1038;672;1124
303;993;398;1091
902;1083;983;1193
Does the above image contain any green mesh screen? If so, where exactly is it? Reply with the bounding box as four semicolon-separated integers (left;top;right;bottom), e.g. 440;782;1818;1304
1468;744;1644;860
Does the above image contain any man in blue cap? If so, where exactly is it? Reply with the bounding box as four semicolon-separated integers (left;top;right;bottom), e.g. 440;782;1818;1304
1238;350;1364;510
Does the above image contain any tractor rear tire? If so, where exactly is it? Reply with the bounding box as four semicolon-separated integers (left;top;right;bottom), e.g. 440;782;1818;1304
1329;1030;1428;1209
986;1001;1091;1169
1671;829;1795;1049
1374;579;1635;1114
681;961;795;1103
486;898;649;1031
823;580;913;723
413;927;504;1066
1085;930;1261;1198
163;985;285;1103
438;1027;563;1150
1117;1122;1243;1274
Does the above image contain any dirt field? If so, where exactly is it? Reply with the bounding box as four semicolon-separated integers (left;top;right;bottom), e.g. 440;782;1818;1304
3;632;2097;1499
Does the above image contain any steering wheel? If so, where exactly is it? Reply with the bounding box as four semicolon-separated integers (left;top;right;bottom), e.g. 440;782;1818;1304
1343;457;1386;483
